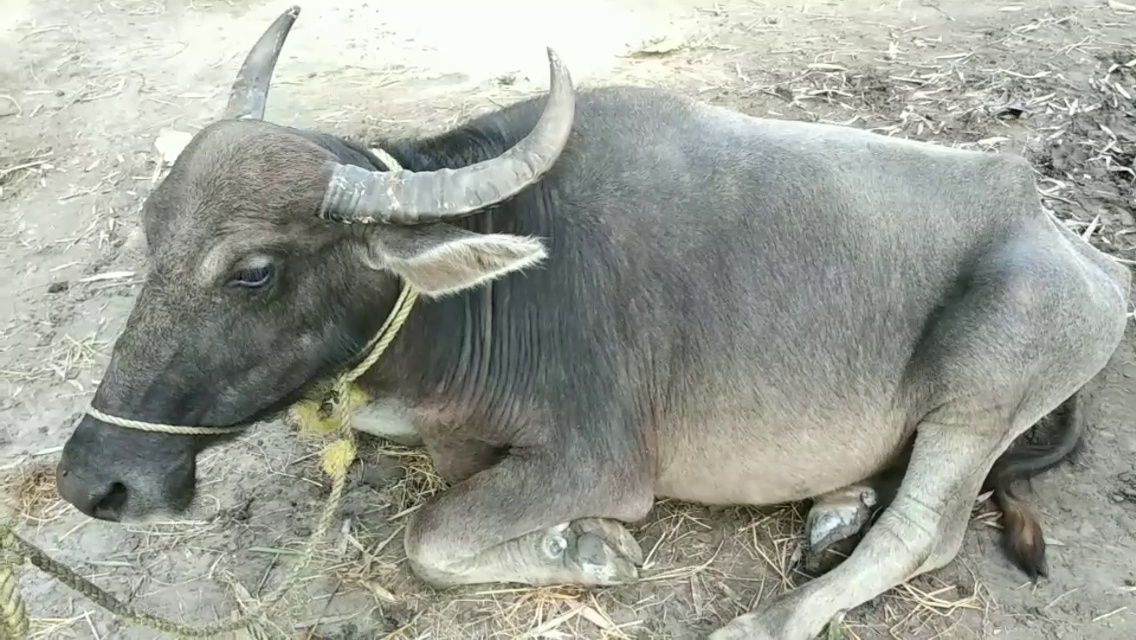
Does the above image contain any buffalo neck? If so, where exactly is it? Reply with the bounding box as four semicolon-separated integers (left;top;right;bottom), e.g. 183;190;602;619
324;110;557;436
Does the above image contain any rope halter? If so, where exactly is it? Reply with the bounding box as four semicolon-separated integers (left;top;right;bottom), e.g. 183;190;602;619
83;284;418;438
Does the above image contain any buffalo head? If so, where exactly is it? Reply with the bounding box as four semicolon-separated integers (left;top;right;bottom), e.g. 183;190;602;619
55;5;574;522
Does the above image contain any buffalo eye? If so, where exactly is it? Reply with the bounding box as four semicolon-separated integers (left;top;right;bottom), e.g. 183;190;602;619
231;263;275;289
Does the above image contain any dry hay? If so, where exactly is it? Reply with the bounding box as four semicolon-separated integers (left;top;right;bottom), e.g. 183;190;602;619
234;438;994;640
0;462;65;523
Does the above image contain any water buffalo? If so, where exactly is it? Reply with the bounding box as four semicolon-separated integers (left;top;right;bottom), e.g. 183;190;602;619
54;6;1131;639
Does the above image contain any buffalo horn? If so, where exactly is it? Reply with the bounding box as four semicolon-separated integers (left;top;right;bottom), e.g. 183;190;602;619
222;5;301;121
316;47;576;225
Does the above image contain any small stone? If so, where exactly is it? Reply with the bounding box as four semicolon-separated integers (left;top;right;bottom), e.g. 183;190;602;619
47;281;69;293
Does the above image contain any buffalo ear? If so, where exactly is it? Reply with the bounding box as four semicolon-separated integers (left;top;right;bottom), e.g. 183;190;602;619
363;223;547;296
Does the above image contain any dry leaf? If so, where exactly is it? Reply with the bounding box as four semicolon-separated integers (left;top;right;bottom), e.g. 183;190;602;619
580;605;617;630
520;604;582;638
633;34;686;56
77;270;135;283
365;580;399;603
807;63;849;72
976;136;1011;145
1108;0;1135;12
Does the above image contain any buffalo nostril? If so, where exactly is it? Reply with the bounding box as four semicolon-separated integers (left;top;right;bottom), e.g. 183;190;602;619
91;482;129;522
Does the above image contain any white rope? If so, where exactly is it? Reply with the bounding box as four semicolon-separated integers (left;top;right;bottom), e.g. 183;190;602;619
84;408;245;435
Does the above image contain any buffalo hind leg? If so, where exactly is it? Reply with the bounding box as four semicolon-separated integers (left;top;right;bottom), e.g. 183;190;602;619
717;384;1101;640
802;390;1085;580
712;416;1030;640
711;237;1127;640
404;452;653;588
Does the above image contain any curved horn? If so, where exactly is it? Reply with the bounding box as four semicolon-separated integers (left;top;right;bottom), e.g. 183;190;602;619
317;47;576;225
222;5;301;121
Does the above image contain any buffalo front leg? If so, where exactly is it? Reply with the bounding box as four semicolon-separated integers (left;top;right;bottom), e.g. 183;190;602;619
404;452;653;588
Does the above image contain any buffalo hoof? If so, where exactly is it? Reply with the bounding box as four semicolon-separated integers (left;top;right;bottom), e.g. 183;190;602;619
542;518;643;585
802;487;878;577
570;517;644;566
708;615;777;640
708;607;794;640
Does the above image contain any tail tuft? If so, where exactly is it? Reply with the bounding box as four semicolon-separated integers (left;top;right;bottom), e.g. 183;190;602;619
992;486;1048;579
983;390;1086;580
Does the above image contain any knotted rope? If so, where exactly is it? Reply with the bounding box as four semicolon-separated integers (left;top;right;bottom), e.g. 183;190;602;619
0;156;418;637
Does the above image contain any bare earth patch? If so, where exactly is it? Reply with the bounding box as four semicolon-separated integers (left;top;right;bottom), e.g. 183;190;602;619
1;1;1134;639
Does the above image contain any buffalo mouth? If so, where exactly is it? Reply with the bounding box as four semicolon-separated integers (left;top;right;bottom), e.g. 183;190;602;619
56;377;336;523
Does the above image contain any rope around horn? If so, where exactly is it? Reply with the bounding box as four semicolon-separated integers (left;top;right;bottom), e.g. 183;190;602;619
0;235;419;636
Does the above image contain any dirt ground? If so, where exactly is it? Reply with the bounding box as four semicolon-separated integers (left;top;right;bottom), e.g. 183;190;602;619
2;0;1134;638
